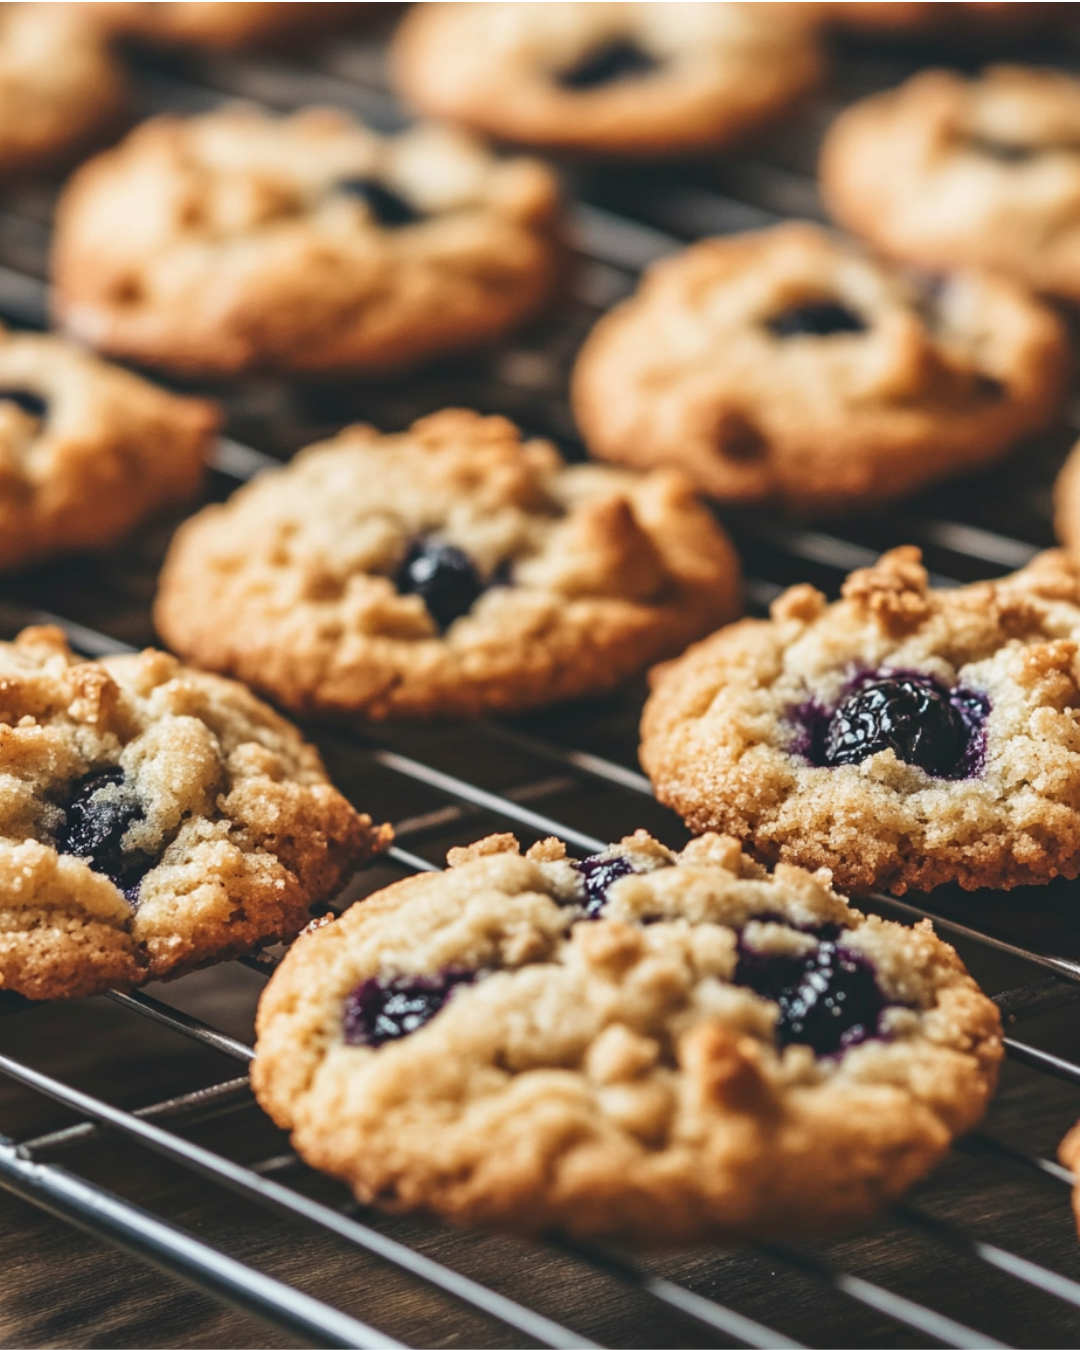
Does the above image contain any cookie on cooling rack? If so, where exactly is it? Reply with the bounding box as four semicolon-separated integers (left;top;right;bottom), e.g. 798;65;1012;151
641;546;1080;896
392;2;823;156
821;66;1080;302
252;828;1002;1246
571;222;1067;513
0;626;390;1001
0;4;127;179
89;2;355;49
50;105;565;377
0;324;217;570
154;409;742;719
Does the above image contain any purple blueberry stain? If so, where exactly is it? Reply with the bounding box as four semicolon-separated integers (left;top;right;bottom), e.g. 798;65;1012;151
56;766;156;903
573;852;635;919
343;968;479;1047
393;537;487;633
788;670;989;780
735;929;888;1057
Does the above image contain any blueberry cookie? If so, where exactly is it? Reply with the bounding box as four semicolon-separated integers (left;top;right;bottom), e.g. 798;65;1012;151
51;105;565;377
0;4;127;179
1057;1120;1080;1235
641;547;1080;896
154;410;741;719
821;66;1080;302
0;626;390;1001
252;828;1001;1245
571;223;1067;513
90;2;354;50
392;2;823;157
0;324;217;570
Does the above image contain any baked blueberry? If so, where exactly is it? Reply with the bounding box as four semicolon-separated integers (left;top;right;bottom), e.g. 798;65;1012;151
0;388;47;418
822;674;986;778
573;852;635;919
394;537;486;632
767;302;866;338
343;968;477;1047
337;177;423;228
735;933;886;1056
556;39;658;90
56;766;156;899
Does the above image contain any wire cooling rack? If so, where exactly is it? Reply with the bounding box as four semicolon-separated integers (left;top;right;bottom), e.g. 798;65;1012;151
3;14;1080;1348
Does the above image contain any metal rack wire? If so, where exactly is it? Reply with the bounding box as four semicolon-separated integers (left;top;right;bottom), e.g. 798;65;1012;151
3;17;1080;1348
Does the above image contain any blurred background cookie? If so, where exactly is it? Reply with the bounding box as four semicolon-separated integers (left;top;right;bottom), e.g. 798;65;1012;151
0;2;128;179
821;65;1080;300
0;324;217;570
154;409;741;718
393;1;824;156
87;2;362;51
51;104;566;376
571;222;1067;514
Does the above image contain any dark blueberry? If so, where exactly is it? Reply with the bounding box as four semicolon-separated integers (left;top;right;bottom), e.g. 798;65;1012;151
0;387;47;418
394;537;486;632
823;675;984;778
735;934;886;1056
967;136;1039;164
343;968;477;1047
767;302;867;338
556;39;658;90
573;852;634;919
336;176;422;228
56;767;156;900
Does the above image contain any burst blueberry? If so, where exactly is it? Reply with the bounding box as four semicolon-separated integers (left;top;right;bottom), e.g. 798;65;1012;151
337;176;423;228
735;934;886;1056
56;767;156;899
343;969;477;1047
0;388;47;417
767;302;866;338
394;537;486;632
823;674;986;777
573;852;634;919
557;39;658;89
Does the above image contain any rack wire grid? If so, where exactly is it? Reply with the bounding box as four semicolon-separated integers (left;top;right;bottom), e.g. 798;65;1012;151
3;11;1080;1349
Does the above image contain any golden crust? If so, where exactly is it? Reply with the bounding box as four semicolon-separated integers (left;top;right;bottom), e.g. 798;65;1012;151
572;222;1068;513
642;547;1080;895
392;1;823;157
154;409;742;719
0;323;217;570
821;65;1080;301
0;626;390;1000
252;829;1002;1246
51;105;565;378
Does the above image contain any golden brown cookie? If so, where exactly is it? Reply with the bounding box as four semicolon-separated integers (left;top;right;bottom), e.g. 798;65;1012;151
0;626;390;1001
154;410;742;719
393;2;823;156
252;829;1002;1246
51;104;565;377
0;324;217;570
821;65;1080;301
572;222;1067;513
642;546;1080;895
89;2;357;50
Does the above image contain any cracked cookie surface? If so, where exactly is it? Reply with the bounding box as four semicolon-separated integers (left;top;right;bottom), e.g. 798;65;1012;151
0;626;390;1000
0;323;217;570
571;222;1067;513
393;1;823;156
252;829;1001;1245
822;65;1080;301
51;104;565;376
154;409;741;719
642;547;1080;895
